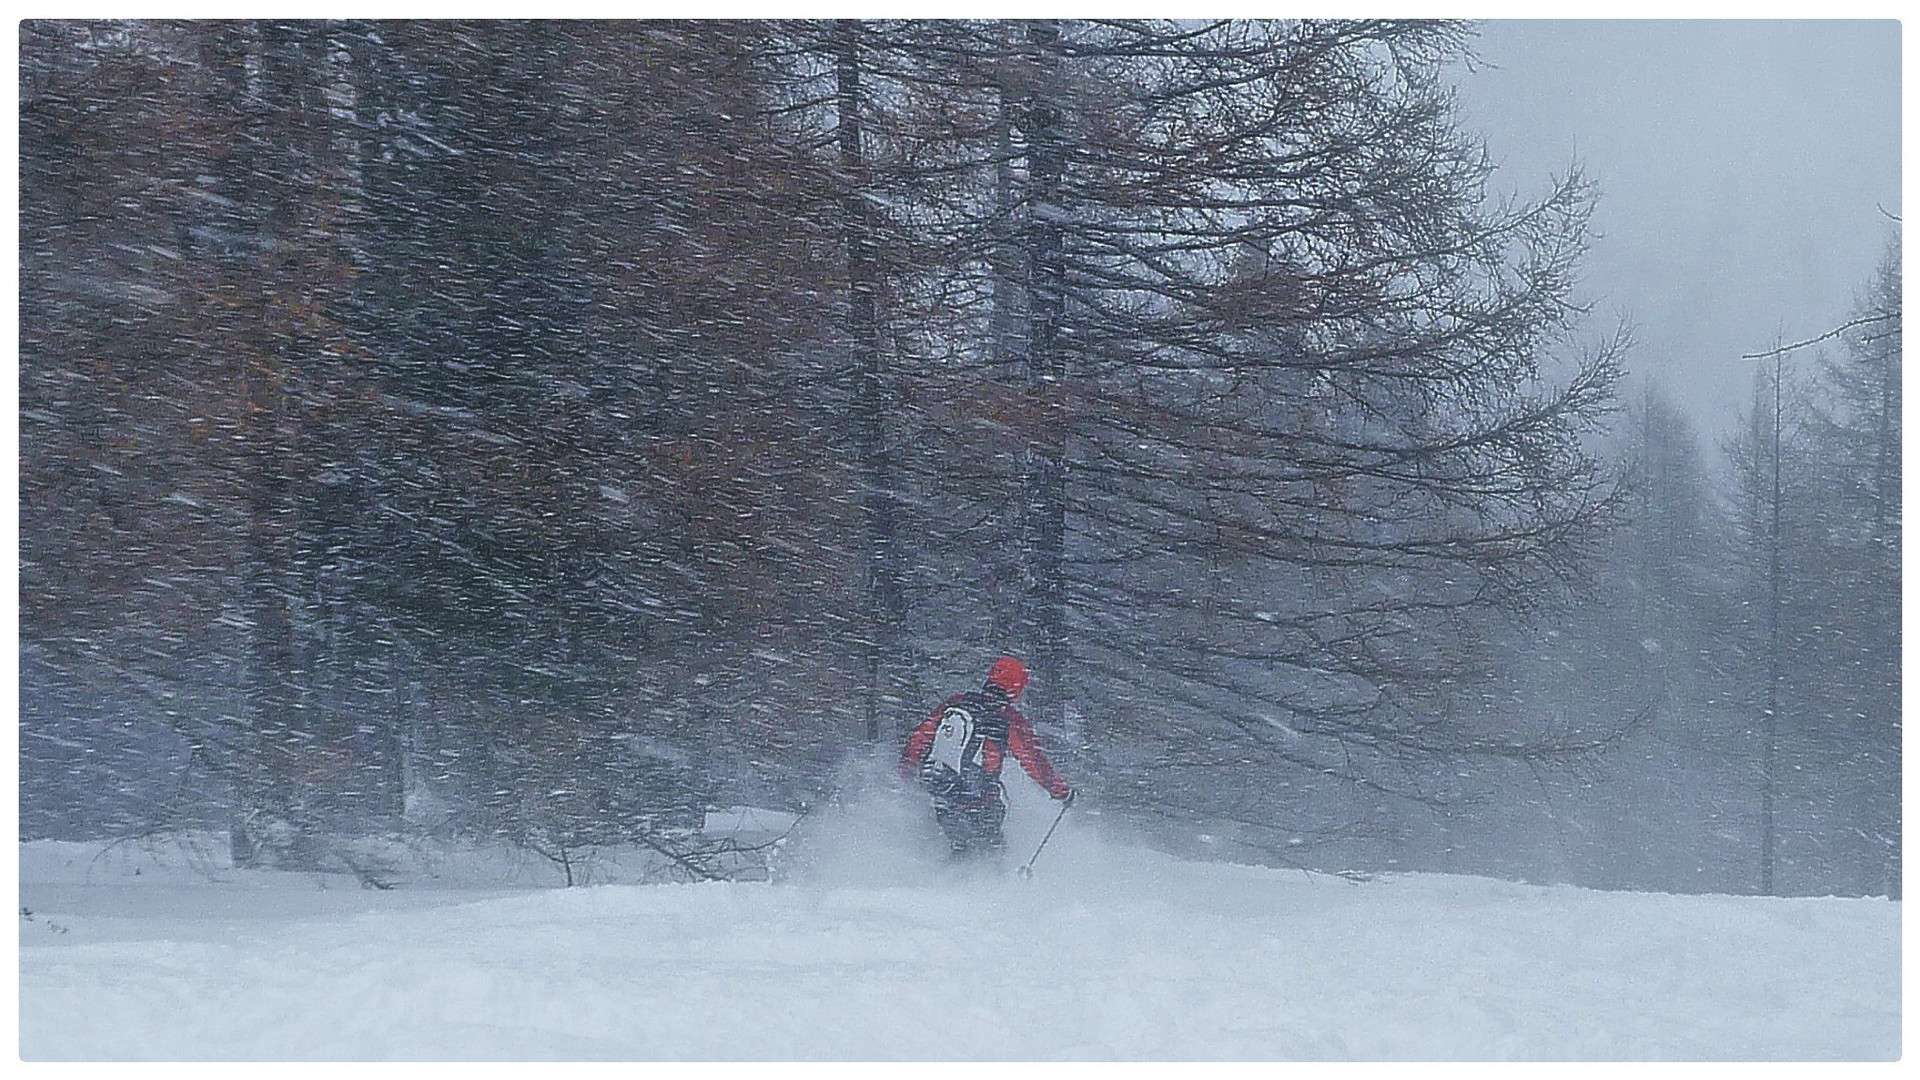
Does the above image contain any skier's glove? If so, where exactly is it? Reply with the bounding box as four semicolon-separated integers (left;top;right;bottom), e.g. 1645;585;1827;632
1057;788;1076;806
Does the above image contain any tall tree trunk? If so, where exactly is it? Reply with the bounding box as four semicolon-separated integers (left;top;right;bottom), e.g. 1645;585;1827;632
987;37;1030;650
990;65;1026;377
838;20;902;743
1022;20;1068;732
226;22;341;866
202;23;301;866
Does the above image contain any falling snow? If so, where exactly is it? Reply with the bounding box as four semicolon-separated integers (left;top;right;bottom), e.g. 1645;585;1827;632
16;18;1900;1061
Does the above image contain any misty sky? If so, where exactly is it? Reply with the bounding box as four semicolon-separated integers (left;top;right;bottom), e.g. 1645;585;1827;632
1455;19;1901;444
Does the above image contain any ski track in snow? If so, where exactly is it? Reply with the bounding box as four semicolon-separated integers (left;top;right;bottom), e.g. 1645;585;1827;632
17;794;1901;1060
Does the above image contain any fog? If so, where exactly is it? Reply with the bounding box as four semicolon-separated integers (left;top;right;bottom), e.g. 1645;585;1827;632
1460;19;1901;442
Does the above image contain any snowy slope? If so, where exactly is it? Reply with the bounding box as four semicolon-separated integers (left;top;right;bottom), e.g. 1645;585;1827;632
17;785;1901;1061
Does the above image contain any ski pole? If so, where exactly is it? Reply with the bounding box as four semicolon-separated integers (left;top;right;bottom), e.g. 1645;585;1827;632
1017;797;1071;880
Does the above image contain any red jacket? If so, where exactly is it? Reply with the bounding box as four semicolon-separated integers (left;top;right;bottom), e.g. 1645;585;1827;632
900;694;1071;800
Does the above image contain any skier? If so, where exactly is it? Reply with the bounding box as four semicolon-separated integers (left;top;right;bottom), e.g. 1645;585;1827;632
899;655;1074;858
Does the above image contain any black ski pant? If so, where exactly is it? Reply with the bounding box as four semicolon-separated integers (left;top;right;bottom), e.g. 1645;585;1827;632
933;794;1007;857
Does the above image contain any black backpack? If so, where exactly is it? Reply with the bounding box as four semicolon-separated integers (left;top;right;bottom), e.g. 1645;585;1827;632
916;691;1010;799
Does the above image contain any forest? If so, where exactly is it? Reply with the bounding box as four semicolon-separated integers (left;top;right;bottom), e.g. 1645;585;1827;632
17;19;1901;899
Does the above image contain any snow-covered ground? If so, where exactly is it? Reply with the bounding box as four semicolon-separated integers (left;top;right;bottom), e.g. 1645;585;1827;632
17;781;1901;1060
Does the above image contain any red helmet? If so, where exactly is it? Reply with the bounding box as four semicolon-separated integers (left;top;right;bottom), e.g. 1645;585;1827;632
986;655;1030;699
